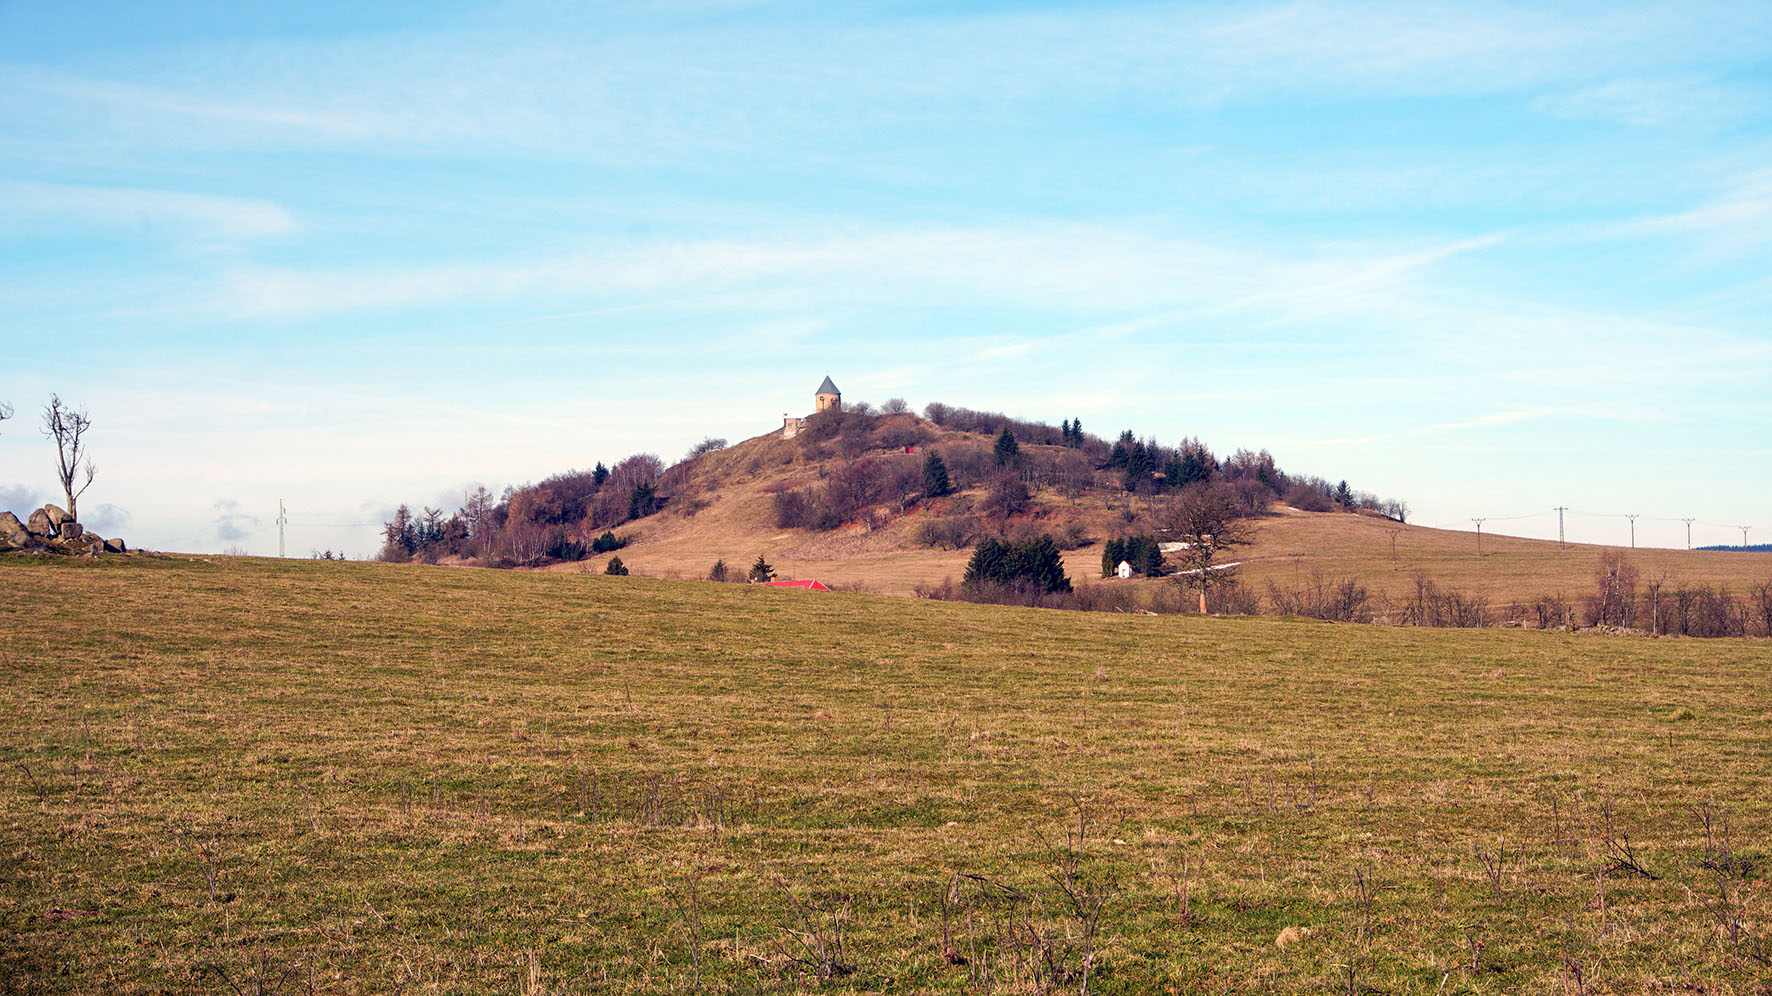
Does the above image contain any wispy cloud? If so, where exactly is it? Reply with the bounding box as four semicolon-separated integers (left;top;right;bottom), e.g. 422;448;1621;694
0;180;296;238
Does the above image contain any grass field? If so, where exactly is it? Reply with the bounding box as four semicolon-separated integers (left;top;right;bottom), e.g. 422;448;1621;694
4;555;1770;994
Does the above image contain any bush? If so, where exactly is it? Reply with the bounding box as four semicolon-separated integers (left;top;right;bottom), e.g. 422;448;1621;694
590;530;626;554
981;473;1030;519
914;516;980;550
604;556;628;576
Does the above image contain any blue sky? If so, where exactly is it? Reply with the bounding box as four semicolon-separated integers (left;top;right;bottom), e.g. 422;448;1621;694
2;0;1769;555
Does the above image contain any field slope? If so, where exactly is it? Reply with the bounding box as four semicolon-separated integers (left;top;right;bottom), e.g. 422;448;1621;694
3;555;1770;994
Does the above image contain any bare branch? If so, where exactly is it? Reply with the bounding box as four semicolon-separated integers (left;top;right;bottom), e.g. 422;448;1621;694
41;393;95;520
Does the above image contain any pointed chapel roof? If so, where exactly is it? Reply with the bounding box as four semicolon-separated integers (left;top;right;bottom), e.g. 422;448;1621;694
816;375;840;395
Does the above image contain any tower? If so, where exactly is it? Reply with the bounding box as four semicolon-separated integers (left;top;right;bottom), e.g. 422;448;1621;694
815;375;841;413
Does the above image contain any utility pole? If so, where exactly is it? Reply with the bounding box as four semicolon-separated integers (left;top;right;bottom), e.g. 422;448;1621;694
1289;552;1304;583
1743;526;1753;551
1387;529;1400;570
277;499;287;559
1626;514;1638;549
1471;518;1485;557
1682;518;1694;550
1555;506;1568;551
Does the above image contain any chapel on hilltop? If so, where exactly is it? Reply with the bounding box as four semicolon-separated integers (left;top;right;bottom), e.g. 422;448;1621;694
782;376;841;438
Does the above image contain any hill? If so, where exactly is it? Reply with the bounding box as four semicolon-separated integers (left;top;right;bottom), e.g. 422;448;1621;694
520;416;1770;628
4;555;1769;993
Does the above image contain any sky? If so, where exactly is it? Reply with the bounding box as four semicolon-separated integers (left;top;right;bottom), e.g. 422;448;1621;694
1;0;1769;557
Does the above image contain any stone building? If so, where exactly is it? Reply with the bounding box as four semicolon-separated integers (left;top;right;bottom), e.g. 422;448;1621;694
783;376;842;438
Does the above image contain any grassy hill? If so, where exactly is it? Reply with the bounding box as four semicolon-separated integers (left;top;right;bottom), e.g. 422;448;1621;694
5;555;1770;993
555;421;1772;621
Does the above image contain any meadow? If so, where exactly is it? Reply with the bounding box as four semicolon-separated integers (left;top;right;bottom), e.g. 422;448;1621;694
3;554;1769;994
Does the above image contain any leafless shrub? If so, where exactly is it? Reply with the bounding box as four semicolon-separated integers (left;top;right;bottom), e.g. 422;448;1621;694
775;886;855;979
1599;801;1658;880
1474;842;1506;898
198;948;308;996
1532;592;1573;630
196;836;223;903
1267;570;1371;622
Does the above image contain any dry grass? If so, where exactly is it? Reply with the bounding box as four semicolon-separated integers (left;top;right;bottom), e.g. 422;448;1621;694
1234;507;1772;608
3;553;1770;994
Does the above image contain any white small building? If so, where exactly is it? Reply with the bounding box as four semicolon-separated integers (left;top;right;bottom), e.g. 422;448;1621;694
1115;560;1133;579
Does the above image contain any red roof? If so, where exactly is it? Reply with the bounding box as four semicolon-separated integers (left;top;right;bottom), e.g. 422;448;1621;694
760;579;832;591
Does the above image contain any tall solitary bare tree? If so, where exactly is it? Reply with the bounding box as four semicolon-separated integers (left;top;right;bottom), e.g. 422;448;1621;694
0;400;13;431
42;394;95;520
1161;482;1252;613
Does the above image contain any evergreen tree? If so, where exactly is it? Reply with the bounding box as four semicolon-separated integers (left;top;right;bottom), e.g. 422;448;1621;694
922;451;953;498
1335;480;1353;506
993;427;1020;465
708;559;728;582
1106;429;1135;469
1102;537;1125;577
1061;419;1072;445
604;556;628;576
1175;448;1213;488
1123;441;1155;490
591;462;609;488
964;535;1071;593
1070;417;1083;446
627;481;659;520
963;538;1012;588
748;554;776;583
1161;456;1185;489
1011;534;1072;593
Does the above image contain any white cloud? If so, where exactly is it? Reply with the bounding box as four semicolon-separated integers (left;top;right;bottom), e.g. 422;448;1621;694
0;180;296;239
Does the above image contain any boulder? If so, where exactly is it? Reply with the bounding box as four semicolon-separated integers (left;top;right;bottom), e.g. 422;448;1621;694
0;511;26;546
26;509;55;537
104;537;127;554
43;504;72;529
59;520;84;541
67;535;104;556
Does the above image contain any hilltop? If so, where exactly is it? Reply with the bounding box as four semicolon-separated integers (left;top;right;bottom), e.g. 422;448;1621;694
536;415;1769;625
376;395;1770;632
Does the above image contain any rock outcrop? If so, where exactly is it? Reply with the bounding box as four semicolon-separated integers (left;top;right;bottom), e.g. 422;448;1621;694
1;505;130;556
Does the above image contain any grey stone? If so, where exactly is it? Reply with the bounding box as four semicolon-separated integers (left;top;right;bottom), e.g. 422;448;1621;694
26;509;54;537
104;537;127;554
43;504;71;529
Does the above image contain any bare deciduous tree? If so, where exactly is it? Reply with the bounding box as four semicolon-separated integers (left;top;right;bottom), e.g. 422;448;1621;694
0;400;14;431
42;394;95;520
1161;483;1252;613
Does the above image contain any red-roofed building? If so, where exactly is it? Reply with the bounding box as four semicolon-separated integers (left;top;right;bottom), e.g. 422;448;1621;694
759;579;832;591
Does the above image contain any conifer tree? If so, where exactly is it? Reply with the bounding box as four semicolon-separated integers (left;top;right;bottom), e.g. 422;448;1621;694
923;451;953;498
1102;538;1125;577
748;554;776;583
994;427;1020;465
604;556;628;576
